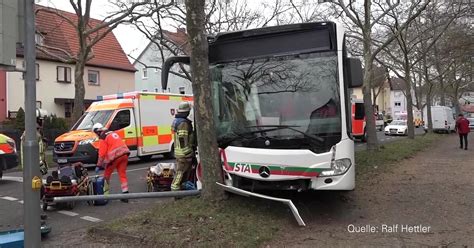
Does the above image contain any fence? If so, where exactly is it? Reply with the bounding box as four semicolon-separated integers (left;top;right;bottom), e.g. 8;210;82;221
0;128;68;150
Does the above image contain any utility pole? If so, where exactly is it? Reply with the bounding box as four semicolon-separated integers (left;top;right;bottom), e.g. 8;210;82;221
23;0;41;246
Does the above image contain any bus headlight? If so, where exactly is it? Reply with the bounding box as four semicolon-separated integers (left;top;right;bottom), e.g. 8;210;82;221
320;158;352;177
79;137;98;145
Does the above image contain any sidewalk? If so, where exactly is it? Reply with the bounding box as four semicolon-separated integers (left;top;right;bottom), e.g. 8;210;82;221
267;133;474;247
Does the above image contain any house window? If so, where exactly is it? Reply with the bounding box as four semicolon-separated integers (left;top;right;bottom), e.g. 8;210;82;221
35;33;44;45
142;68;148;79
88;70;100;85
395;102;401;107
21;62;40;80
179;86;185;95
57;66;72;83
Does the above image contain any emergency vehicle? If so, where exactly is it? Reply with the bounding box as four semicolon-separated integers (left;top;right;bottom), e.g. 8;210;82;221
53;92;193;165
0;133;18;178
351;99;367;141
394;110;423;127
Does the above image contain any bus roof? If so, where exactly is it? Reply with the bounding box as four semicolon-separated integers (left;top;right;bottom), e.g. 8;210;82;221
208;21;337;64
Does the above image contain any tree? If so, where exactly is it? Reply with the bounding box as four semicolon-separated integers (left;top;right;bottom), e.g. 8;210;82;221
326;0;430;149
185;0;226;201
35;1;171;121
127;0;293;80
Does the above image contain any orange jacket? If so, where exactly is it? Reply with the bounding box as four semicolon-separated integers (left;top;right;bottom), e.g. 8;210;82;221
97;131;130;167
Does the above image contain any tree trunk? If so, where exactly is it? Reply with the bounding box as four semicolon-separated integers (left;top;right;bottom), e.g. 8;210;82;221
404;70;415;139
72;60;86;122
362;37;378;149
185;0;225;202
426;93;433;132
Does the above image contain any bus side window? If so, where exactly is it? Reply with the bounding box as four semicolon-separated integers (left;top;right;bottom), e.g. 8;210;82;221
354;103;365;120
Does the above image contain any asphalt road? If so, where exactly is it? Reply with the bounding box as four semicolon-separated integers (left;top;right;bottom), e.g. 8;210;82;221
0;155;174;244
0;128;424;243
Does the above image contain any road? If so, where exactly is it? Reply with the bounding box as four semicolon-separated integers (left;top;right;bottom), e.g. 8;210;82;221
0;155;174;245
0;128;423;243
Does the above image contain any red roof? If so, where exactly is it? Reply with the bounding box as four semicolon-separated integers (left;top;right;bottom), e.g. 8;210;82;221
17;5;135;72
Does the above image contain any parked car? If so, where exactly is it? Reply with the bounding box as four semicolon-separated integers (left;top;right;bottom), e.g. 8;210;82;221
384;120;408;136
0;133;18;178
375;113;384;131
464;113;474;130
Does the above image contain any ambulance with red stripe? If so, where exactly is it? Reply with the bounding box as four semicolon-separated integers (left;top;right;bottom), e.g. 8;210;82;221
53;92;193;165
0;133;18;178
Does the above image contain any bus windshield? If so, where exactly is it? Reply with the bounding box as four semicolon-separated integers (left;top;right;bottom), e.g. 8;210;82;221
72;110;114;131
211;51;341;152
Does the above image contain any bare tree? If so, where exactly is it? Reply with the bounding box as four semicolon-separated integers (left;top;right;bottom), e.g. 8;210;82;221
185;0;225;201
35;1;170;121
325;0;430;149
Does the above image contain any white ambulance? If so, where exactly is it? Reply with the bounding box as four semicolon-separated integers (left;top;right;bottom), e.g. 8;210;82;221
53;92;193;164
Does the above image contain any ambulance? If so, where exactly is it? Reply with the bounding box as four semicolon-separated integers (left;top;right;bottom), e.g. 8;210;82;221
53;92;193;165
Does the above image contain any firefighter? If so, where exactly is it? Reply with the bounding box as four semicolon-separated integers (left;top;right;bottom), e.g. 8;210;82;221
92;123;130;202
171;101;196;191
20;109;48;175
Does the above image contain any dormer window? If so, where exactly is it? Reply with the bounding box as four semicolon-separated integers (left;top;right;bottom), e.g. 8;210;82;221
35;33;44;45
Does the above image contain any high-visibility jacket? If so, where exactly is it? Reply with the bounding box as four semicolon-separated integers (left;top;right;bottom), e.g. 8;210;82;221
97;131;130;167
20;131;46;170
172;117;195;158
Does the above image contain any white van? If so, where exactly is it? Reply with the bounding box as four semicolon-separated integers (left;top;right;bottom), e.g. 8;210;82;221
423;106;455;133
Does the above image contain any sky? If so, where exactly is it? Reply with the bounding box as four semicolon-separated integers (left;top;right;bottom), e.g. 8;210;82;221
36;0;151;62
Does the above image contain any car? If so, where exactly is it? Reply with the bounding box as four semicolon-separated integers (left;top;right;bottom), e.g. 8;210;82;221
384;120;408;136
375;113;384;131
465;113;474;130
0;133;19;179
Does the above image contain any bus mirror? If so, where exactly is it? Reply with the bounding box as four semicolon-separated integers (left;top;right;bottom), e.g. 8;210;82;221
161;56;190;90
347;58;363;88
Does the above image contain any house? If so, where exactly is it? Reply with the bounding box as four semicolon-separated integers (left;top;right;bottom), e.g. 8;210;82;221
350;66;390;114
0;5;135;121
133;28;192;94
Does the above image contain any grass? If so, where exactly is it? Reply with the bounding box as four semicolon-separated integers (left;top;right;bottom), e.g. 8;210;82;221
93;197;291;248
92;133;443;247
355;133;442;181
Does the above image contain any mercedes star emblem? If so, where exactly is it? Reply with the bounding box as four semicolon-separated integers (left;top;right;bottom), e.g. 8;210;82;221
258;166;271;178
265;140;270;146
60;143;65;149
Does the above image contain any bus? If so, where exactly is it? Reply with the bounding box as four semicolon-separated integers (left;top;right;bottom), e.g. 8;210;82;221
161;22;362;200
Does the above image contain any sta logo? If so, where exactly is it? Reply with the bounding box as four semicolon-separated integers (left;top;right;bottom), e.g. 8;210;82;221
170;109;176;116
233;163;251;173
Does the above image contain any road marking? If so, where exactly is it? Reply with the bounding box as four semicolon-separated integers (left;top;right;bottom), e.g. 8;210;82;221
81;216;102;222
1;176;23;183
1;196;19;201
58;210;79;217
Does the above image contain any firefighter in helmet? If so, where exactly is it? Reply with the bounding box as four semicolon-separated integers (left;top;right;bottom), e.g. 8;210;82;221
92;123;130;202
20;108;48;175
171;101;196;191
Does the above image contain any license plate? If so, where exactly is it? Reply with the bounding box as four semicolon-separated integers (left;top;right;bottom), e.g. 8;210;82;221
57;158;68;163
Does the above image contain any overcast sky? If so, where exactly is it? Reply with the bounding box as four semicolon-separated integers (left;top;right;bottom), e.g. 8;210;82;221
36;0;151;62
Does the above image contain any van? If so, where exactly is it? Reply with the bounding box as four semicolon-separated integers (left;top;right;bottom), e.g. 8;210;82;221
53;92;193;165
423;106;455;133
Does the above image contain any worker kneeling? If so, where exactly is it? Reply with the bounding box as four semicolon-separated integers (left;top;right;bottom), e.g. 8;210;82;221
93;123;130;202
171;102;196;191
